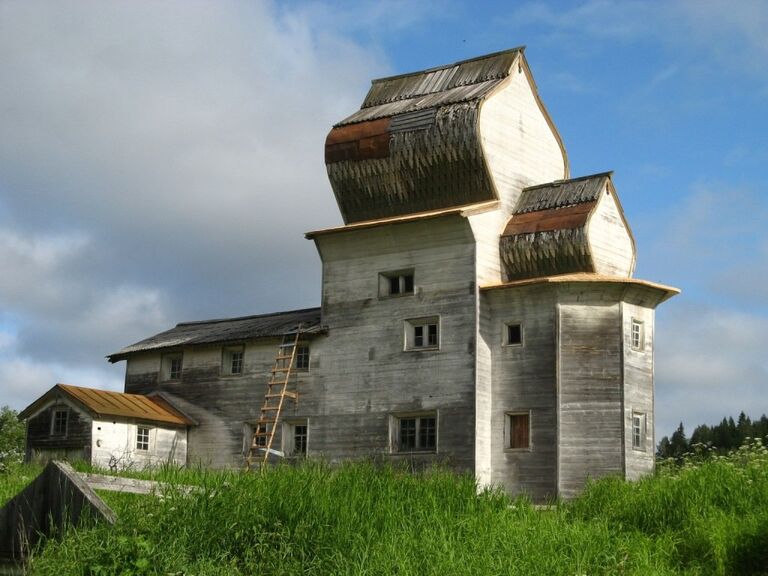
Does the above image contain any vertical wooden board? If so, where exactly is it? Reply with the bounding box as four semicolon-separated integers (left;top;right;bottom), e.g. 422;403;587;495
557;294;624;499
479;67;567;213
622;303;655;479
485;285;558;501
587;190;635;277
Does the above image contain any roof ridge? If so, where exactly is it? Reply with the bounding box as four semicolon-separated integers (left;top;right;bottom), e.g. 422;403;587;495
368;46;525;86
175;306;321;327
523;171;613;192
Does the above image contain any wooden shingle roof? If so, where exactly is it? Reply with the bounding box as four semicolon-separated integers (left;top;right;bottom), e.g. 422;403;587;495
19;384;194;426
108;307;322;362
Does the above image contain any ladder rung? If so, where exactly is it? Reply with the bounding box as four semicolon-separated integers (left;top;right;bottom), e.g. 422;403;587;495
279;343;296;349
260;406;279;411
258;419;277;424
272;367;291;373
266;391;297;399
275;355;294;360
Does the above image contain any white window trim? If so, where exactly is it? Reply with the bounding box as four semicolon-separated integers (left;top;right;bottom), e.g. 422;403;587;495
632;412;647;451
630;319;644;351
222;345;245;376
162;352;183;381
136;424;153;452
282;419;309;457
389;411;438;454
503;322;524;347
404;316;440;351
504;411;532;452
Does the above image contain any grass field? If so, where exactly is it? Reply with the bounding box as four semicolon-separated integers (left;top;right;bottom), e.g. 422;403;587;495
2;440;767;575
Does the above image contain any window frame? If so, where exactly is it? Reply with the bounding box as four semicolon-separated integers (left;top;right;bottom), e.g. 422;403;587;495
504;322;524;347
379;269;415;298
390;412;438;453
630;319;644;351
222;345;245;376
404;316;440;351
283;419;309;457
51;408;69;436
136;425;152;452
632;412;646;451
505;411;531;451
162;352;184;381
294;345;310;371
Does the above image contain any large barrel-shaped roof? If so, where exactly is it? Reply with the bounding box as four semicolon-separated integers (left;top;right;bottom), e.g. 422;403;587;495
325;49;527;224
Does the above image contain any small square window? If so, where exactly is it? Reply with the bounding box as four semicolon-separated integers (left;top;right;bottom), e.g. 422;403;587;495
162;353;183;381
631;319;644;351
282;420;308;457
391;413;437;452
51;409;68;436
380;270;415;297
632;413;646;451
405;317;439;350
295;345;310;371
505;323;523;346
222;346;245;375
136;426;151;451
505;412;530;450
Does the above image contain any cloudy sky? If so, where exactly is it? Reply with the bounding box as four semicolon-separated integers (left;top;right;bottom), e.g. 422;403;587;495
1;0;766;438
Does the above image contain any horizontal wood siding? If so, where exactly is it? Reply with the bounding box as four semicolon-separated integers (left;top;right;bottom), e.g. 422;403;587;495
557;293;624;499
26;401;92;463
311;216;477;470
622;303;655;480
486;285;557;501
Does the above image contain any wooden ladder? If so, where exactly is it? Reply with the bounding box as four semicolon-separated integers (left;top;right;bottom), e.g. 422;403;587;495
245;327;302;470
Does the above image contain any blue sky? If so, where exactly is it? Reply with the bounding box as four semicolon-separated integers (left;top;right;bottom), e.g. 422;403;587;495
0;0;766;438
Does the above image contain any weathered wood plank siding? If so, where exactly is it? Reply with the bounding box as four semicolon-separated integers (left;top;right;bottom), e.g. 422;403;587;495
622;303;655;479
557;288;624;499
484;285;558;501
310;216;478;470
25;403;91;463
125;341;314;467
478;62;567;213
90;420;187;469
587;188;635;277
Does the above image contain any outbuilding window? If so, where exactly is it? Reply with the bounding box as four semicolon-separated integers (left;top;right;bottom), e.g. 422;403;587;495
505;323;523;346
51;409;68;436
136;426;151;451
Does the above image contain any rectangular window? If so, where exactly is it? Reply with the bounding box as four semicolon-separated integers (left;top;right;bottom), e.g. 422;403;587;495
505;323;523;346
162;353;183;381
392;413;437;452
136;426;151;451
380;270;415;297
282;420;308;457
295;345;310;370
632;413;646;450
52;409;68;436
222;346;245;375
405;317;439;350
631;319;644;351
505;412;530;450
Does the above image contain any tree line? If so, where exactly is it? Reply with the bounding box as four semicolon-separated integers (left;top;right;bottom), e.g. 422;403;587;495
657;412;768;459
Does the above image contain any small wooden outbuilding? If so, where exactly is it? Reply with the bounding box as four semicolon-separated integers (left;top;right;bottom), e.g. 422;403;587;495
19;384;195;469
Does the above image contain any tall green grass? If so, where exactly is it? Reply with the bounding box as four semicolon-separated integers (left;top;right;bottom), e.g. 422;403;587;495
6;440;767;575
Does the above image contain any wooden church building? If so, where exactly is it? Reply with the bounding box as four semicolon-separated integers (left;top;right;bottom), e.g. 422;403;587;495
28;48;678;501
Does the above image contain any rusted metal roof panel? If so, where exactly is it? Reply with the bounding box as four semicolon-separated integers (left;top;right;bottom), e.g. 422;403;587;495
361;48;520;108
19;384;194;426
516;173;610;214
503;201;596;236
108;307;322;361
